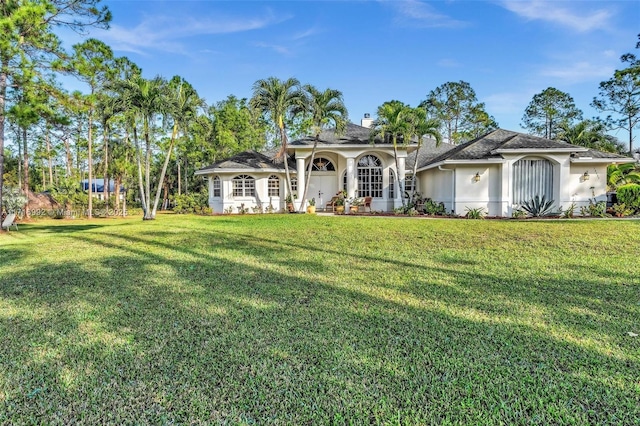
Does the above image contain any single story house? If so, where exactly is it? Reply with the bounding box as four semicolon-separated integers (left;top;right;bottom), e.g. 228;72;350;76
195;116;634;216
81;179;126;201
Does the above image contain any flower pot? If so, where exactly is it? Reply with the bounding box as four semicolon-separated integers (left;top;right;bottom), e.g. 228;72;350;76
335;205;345;214
307;205;316;214
350;206;359;213
287;203;294;213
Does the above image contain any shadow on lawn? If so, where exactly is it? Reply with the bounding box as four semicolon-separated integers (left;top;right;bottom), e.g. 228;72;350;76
0;224;638;424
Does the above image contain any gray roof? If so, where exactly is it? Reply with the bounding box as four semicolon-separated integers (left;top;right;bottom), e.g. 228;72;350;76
419;129;629;168
406;138;456;170
290;122;417;146
196;149;295;174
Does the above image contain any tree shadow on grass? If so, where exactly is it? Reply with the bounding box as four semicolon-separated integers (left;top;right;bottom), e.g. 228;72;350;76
0;223;638;424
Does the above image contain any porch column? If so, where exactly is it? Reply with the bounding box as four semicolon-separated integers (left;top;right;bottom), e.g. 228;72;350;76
346;157;356;198
207;176;214;205
395;157;406;208
296;156;306;209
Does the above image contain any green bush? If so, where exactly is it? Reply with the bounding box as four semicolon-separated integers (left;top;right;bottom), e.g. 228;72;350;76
616;184;640;213
173;193;210;214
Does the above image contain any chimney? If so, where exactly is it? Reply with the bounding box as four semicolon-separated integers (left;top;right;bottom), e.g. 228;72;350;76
361;113;373;128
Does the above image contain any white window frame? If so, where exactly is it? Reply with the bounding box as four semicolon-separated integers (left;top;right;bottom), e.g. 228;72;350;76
232;175;255;197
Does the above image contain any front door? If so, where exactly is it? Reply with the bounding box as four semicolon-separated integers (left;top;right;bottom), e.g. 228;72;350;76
308;174;337;210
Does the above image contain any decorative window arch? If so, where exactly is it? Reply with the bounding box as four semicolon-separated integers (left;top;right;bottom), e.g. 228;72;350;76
389;169;396;199
232;175;255;197
312;157;336;171
213;176;221;197
513;158;553;204
357;155;383;197
268;175;280;197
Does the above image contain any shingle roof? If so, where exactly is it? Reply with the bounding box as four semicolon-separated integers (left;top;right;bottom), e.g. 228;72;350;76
419;129;629;168
290;122;417;146
195;149;295;174
406;139;456;170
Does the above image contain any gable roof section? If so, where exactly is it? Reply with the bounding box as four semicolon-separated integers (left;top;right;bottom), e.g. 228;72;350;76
418;129;631;170
195;149;294;175
290;122;418;147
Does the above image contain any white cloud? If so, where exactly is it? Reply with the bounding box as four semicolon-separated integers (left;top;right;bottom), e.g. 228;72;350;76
382;0;468;28
500;1;613;32
540;61;615;82
90;10;290;55
253;42;292;56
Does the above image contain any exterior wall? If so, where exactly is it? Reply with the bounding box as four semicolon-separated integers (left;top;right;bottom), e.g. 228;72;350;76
207;172;285;213
453;165;502;216
418;155;613;217
567;164;608;210
419;168;455;213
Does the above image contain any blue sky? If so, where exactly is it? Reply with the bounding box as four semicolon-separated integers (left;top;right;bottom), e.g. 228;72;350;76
61;0;639;141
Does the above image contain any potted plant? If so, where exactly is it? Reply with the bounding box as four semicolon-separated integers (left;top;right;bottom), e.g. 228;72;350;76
307;198;316;214
349;197;363;213
335;193;345;214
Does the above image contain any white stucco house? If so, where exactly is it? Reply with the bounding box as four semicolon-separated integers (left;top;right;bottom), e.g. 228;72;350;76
195;116;634;216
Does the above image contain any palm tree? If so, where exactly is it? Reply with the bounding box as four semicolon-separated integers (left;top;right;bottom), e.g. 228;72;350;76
298;85;348;211
557;120;625;154
251;77;307;196
150;76;202;218
111;74;166;219
608;162;640;189
407;107;441;195
370;100;412;205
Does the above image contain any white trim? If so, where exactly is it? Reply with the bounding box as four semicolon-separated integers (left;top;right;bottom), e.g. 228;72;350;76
492;148;587;154
195;167;288;176
417;159;505;173
570;158;635;164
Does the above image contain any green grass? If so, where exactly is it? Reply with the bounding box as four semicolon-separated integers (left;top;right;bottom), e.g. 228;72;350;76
1;214;639;425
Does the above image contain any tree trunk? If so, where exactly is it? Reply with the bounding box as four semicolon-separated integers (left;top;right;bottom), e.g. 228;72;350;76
22;126;30;218
177;160;181;195
64;134;72;177
151;124;178;218
87;110;93;219
46;129;53;188
298;134;319;212
103;125;109;215
0;65;6;223
144;117;152;219
114;176;120;211
133;127;147;217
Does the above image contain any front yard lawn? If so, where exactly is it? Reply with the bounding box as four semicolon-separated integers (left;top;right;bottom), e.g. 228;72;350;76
1;215;638;424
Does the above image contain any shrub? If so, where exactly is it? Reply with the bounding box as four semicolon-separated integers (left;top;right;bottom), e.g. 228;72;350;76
424;198;446;215
612;203;633;217
1;186;28;214
580;198;607;217
173;193;209;214
465;207;485;219
616;184;640;213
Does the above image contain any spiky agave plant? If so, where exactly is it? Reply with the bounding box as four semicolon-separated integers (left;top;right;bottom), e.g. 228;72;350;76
520;195;557;217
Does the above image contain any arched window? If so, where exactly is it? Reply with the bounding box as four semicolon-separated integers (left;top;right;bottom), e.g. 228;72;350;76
513;158;553;204
213;176;221;197
268;175;280;197
312;157;336;171
342;171;347;191
389;169;396;199
357;155;383;197
232;175;255;197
